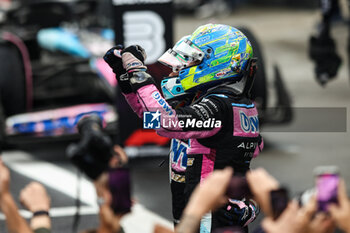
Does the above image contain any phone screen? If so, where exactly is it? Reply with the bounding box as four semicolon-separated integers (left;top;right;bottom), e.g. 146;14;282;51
108;167;132;214
316;173;339;212
270;188;289;220
226;176;252;200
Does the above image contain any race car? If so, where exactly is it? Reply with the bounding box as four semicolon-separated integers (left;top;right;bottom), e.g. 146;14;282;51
0;0;292;157
0;0;119;146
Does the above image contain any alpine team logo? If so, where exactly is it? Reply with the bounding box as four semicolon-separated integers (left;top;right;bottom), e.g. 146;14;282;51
240;111;259;133
143;111;161;129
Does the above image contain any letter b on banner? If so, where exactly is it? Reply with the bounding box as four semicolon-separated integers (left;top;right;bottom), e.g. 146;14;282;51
113;0;173;65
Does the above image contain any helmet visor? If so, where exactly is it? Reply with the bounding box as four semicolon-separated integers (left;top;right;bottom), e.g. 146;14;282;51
174;38;205;61
158;39;205;72
158;49;189;72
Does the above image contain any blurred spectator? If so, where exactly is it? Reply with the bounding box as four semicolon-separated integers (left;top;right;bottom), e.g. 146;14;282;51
0;157;32;233
154;167;350;233
175;167;233;233
329;180;350;233
154;224;175;233
20;182;52;233
260;195;334;233
0;157;52;233
78;146;130;233
247;168;335;233
110;145;129;167
67;115;131;233
80;173;125;233
246;168;279;217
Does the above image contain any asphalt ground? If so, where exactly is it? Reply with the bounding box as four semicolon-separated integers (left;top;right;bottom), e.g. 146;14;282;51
1;7;350;233
1;143;173;233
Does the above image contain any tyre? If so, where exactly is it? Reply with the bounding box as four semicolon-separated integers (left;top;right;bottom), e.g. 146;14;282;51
0;43;26;116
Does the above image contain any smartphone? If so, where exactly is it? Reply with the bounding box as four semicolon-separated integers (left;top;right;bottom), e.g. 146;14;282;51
270;188;289;220
108;167;132;214
226;176;252;200
314;166;339;212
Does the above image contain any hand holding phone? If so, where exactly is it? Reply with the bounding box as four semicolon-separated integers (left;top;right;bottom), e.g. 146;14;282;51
314;166;339;212
270;188;289;220
225;176;252;200
108;167;132;214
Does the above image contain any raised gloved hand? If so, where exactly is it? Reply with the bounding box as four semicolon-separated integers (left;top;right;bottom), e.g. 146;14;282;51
121;45;155;92
121;45;147;73
103;45;132;94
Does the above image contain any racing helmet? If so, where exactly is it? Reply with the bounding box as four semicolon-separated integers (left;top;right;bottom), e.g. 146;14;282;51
169;24;253;91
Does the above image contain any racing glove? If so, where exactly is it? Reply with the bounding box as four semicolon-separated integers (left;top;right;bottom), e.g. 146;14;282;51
121;45;147;72
215;199;259;228
121;45;155;92
103;45;132;94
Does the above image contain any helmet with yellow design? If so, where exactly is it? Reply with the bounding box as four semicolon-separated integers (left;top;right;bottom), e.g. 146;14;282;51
174;24;253;92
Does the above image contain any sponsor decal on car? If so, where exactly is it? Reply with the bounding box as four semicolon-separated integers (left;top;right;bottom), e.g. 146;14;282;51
6;103;117;136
